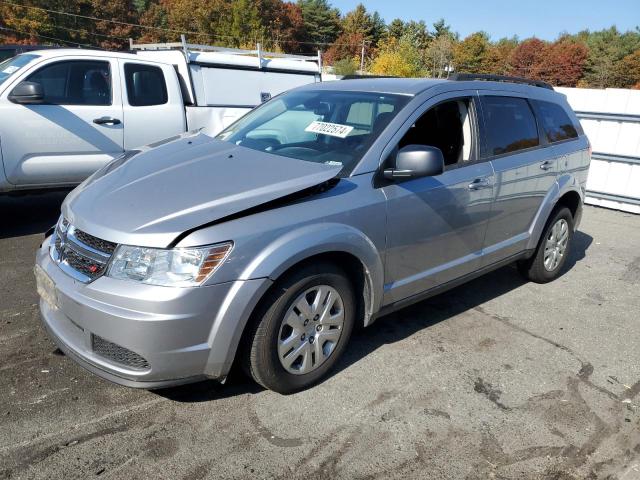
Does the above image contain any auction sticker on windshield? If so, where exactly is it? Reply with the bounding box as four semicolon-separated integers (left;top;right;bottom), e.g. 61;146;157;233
305;121;354;138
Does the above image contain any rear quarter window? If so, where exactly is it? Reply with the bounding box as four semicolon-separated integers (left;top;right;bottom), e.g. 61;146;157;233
124;63;168;107
533;100;579;143
480;96;539;156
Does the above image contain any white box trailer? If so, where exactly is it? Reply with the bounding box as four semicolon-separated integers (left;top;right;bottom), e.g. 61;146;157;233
131;37;322;136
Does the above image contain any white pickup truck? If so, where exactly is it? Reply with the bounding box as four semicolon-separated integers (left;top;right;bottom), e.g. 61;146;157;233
0;40;321;192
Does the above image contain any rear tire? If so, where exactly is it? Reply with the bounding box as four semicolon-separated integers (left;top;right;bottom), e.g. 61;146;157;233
242;263;355;394
518;206;574;283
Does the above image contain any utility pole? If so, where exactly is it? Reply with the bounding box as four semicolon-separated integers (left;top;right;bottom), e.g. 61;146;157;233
360;39;366;74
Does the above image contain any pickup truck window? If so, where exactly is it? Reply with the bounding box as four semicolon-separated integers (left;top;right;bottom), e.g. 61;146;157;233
124;63;168;107
0;54;40;87
26;60;111;106
216;90;409;176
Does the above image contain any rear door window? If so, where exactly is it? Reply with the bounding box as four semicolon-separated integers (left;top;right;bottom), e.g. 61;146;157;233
533;100;579;143
26;60;111;105
480;96;539;156
124;63;168;106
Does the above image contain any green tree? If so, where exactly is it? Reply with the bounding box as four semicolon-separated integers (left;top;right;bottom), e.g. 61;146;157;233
297;0;340;47
581;27;640;88
369;11;386;46
333;56;358;75
386;18;405;41
341;4;384;46
229;0;264;46
432;18;454;39
403;20;430;50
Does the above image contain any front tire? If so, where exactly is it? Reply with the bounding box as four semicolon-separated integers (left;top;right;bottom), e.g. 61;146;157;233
518;206;574;283
242;263;356;394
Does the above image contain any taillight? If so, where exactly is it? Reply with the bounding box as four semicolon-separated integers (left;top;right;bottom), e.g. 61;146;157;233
587;141;592;157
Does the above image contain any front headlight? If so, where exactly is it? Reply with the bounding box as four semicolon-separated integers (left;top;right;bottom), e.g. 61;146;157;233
106;242;233;287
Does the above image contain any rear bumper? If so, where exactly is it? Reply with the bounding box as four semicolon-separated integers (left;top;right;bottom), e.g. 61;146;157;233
36;236;271;388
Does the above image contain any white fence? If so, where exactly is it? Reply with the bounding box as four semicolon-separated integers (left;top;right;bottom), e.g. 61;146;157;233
556;87;640;214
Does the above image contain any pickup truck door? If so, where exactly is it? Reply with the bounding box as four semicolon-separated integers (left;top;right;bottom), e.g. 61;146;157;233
0;56;124;186
118;60;186;149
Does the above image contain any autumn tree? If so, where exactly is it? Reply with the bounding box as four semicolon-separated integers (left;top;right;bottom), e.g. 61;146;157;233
261;1;305;51
453;32;490;73
613;50;640;88
537;37;588;86
370;36;424;77
425;34;454;77
482;37;518;75
509;38;547;78
323;32;363;65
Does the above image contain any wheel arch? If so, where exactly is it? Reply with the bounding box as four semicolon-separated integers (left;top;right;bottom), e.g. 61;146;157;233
526;177;584;251
205;223;384;379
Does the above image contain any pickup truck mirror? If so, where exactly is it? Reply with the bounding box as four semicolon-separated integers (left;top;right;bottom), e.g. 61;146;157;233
8;81;44;105
384;145;445;180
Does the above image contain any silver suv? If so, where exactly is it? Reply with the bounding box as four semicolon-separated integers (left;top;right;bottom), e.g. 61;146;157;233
35;75;591;393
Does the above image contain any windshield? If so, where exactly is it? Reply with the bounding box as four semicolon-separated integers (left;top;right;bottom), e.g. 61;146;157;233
216;89;410;176
0;54;40;87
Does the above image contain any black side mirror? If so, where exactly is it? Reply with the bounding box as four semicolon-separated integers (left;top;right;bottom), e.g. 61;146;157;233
8;81;44;104
384;145;445;180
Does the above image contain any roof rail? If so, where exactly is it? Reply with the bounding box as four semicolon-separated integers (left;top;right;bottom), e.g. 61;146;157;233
449;73;554;90
129;35;322;73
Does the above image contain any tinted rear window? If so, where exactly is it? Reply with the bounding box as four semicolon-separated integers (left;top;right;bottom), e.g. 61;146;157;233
533;100;579;143
481;96;539;156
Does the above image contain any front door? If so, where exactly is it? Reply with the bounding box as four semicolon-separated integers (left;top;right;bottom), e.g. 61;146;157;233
0;57;124;186
382;92;495;305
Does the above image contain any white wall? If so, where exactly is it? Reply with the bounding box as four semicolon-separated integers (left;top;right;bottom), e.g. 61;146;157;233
556;87;640;214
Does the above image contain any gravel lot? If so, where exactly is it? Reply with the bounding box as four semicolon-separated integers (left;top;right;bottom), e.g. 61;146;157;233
1;192;639;480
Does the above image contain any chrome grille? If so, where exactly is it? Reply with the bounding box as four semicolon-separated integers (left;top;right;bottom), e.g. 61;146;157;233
73;229;117;255
91;334;150;370
50;219;115;283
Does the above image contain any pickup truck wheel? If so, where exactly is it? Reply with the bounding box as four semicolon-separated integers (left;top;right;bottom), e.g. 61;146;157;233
518;206;574;283
242;263;355;394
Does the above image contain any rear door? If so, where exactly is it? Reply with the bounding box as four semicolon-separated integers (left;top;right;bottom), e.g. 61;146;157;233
382;91;495;304
0;57;124;186
478;93;558;266
119;60;186;149
530;98;583;174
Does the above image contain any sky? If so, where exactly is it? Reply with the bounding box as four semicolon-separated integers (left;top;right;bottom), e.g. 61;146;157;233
329;0;640;41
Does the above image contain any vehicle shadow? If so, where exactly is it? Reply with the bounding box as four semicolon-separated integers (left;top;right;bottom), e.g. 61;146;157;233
157;230;593;402
0;190;70;239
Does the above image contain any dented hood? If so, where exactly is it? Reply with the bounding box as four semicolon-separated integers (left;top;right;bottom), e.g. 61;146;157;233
62;133;341;248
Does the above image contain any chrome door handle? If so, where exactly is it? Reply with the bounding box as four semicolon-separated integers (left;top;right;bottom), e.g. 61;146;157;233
468;177;491;190
93;117;121;125
540;160;554;171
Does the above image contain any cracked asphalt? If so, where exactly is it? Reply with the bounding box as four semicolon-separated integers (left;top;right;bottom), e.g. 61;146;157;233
1;191;639;480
